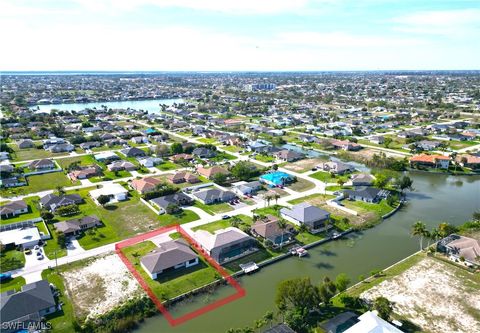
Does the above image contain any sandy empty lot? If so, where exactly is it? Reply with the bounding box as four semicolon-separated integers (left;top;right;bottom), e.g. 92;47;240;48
361;256;480;333
282;158;326;173
62;253;143;319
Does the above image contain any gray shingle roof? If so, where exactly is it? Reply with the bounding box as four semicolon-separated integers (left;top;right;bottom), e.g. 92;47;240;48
280;203;330;223
0;280;56;323
140;239;197;274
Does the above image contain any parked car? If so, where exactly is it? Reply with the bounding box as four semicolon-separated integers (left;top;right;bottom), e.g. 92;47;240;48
37;254;44;260
24;249;32;255
0;273;12;281
222;215;231;220
34;245;40;251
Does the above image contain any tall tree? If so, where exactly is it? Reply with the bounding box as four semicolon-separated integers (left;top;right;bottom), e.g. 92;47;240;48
275;277;319;313
411;221;427;251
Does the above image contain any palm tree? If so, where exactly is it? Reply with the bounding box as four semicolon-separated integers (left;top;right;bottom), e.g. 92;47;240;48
411;221;427;251
230;216;241;228
277;219;288;249
430;228;440;251
56;185;65;195
273;193;280;205
263;311;274;328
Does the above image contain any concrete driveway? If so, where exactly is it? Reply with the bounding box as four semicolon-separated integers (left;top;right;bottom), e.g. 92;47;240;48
66;238;86;256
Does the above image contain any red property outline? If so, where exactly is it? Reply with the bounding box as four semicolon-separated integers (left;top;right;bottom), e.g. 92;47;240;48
115;224;246;326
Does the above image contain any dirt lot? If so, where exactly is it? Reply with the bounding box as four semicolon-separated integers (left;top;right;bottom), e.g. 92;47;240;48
62;254;143;319
361;256;480;333
282;158;327;173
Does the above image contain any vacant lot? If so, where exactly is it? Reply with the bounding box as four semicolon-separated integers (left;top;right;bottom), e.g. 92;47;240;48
62;254;142;319
361;256;480;333
282;158;327;173
288;177;315;192
8;144;69;161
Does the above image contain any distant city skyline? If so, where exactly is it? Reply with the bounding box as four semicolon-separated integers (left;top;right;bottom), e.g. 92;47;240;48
1;0;479;71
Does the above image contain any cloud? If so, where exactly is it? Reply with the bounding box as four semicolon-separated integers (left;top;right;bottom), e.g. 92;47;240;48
72;0;313;15
392;8;480;37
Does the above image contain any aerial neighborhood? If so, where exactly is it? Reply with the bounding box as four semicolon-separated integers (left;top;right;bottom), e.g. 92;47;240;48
0;72;479;333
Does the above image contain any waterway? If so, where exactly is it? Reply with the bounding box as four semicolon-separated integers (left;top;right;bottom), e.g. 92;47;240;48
136;172;479;333
33;98;184;114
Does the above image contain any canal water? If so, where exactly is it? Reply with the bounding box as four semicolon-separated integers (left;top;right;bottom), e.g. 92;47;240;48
135;172;479;333
33;98;184;114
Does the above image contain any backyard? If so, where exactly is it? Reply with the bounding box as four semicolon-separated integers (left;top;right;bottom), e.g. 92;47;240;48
0;172;74;197
0;196;41;225
193;201;234;215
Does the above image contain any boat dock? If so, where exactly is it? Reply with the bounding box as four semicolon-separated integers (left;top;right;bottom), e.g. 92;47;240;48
239;262;259;274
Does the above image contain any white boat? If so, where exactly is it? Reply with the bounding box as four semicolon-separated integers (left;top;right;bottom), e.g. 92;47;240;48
296;248;308;257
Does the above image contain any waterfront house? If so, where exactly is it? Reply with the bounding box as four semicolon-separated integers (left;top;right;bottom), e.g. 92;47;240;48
192;227;257;264
343;311;403;333
343;187;389;203
251;215;294;247
409;154;450;169
331;139;362;151
280;203;331;233
438;234;480;267
318;161;355;175
274;149;305;162
349;173;374;186
456;154;480;169
0;200;28;219
140;239;199;279
53;215;101;237
0;280;57;333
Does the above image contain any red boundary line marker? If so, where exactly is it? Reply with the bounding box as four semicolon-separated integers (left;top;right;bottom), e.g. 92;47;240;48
115;224;246;326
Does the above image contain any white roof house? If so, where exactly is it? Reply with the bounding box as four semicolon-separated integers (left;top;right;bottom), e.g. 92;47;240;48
0;227;41;249
89;183;128;204
343;311;404;333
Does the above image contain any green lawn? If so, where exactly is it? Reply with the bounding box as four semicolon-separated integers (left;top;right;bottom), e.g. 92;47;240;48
288;177;315;192
209;151;237;162
342;199;395;217
288;193;336;205
0;276;26;293
8;144;69;162
310;171;354;183
0;249;25;272
121;241;221;301
197;138;218;145
221;145;243;153
156;161;181;171
223;248;274;273
192;214;253;233
43;223;68;259
41;268;76;333
254;154;275;163
56;155;96;169
158;209;200;226
26;172;73;192
0;196;41;225
193;201;234;215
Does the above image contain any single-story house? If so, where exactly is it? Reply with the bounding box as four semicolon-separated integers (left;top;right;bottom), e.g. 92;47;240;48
130;177;162;194
280;203;331;233
193;188;236;204
107;160;137;172
438;234;480;267
169;153;194;163
192;227;257;264
0;226;42;249
415;140;442;151
150;193;194;214
167;171;200;184
17;139;34;149
248;140;270;153
94;151;120;163
343;187;389;203
0;280;57;333
196;166;230;180
331;139;362;151
409;154;450;169
0;164;14;174
45;143;75;153
79;141;102;150
369;136;385;145
140;239;199;279
0;177;27;188
40;193;83;212
349;173;375;186
456;154;480;169
26;159;56;171
274;149;305;162
343;311;403;333
138;157;163;167
68;165;101;181
53;215;101;237
319;161;355;175
89;183;128;204
232;180;262;196
131;136;148;144
192;147;216;159
0;200;28;219
251;215;294;246
121;147;146;158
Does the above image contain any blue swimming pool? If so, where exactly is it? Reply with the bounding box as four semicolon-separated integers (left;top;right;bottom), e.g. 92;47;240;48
259;172;293;186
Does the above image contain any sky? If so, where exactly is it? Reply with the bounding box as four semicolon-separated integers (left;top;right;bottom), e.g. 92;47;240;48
1;0;479;71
